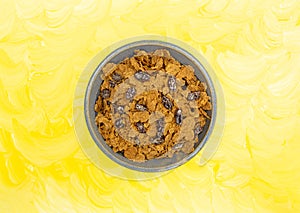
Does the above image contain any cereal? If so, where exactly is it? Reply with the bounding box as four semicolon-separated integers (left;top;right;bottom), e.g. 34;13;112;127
124;146;138;160
102;63;116;76
166;63;180;76
94;49;212;162
131;111;149;123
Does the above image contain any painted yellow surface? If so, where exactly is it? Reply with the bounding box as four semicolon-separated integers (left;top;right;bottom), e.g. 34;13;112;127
0;0;300;212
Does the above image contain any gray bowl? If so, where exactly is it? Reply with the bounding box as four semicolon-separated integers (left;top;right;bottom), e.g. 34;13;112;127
84;39;217;173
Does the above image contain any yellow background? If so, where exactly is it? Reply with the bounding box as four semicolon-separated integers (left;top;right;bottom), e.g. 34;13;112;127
1;0;300;212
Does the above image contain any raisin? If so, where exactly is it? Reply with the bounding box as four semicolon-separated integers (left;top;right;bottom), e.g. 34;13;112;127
114;105;125;114
168;76;177;91
112;72;122;83
162;96;173;110
157;118;164;127
136;122;146;133
101;89;110;99
133;137;140;145
109;80;116;88
126;87;136;100
173;143;183;150
175;109;182;125
156;118;165;137
115;118;125;129
152;137;164;144
157;130;163;138
135;103;147;111
194;122;203;136
187;91;200;101
134;70;150;82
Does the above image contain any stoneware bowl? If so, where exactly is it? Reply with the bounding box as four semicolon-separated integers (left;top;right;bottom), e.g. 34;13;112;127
84;38;217;172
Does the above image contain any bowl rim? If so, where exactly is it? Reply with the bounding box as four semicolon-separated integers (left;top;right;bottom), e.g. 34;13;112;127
84;38;218;172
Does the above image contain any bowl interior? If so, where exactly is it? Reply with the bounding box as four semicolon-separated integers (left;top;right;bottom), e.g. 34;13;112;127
84;40;216;172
